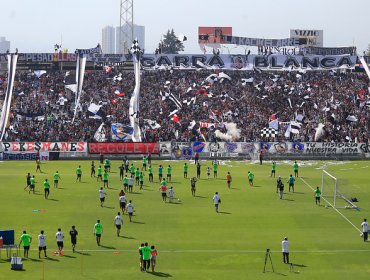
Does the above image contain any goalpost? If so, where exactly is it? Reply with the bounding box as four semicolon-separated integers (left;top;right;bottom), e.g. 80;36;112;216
321;170;358;209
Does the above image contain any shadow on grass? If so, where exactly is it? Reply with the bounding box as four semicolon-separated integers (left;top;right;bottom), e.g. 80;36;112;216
28;258;43;262
148;271;172;277
291;263;307;267
76;251;91;256
252;185;262;188
130;192;143;195
292;192;304;194
44;257;59;261
119;236;135;239
231;187;240;190
219;211;232;214
282;198;295;201
62;254;76;259
195;195;207;198
100;245;116;249
48;198;59;202
103;205;115;209
131;221;145;225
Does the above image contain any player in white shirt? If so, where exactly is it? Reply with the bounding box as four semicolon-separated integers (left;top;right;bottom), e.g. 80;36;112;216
361;218;369;242
128;176;134;192
169;187;174;203
206;167;211;179
126;200;134;222
38;230;47;258
281;237;289;264
99;187;107;207
55;228;64;254
119;195;127;213
213;192;221;213
114;212;123;237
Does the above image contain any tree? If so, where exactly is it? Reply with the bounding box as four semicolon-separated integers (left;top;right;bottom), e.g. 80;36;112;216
156;29;184;54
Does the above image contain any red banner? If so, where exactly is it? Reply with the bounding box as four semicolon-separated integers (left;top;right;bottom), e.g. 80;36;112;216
88;143;160;154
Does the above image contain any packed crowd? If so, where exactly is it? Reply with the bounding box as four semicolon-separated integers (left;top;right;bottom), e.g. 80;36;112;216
1;67;369;142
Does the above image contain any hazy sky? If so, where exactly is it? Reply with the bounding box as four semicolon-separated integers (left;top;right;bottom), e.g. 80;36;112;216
1;0;369;54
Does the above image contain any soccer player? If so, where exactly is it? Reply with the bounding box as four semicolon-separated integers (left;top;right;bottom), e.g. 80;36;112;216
25;172;31;190
139;172;144;190
196;162;201;179
124;157;129;173
99;187;107;207
94;220;103;246
128;175;134;193
271;161;276;178
259;150;263;165
293;161;299;178
213;192;221;213
169;186;174;203
97;165;103;182
126;200;134;222
190;177;197;197
314;186;321;205
139;243;144;271
53;171;61;188
76;165;82;182
278;178;284;199
158;165;163;181
361;219;369;242
226;172;232;189
282;237;289;264
248;171;254;187
142;242;151;272
103;159;109;173
194;152;199;165
287;174;295;192
69;225;78;253
206;166;211;179
135;168;140;185
103;171;109;188
91;161;96;177
147;153;152;165
142;155;147;171
276;176;282;193
114;212;123;237
160;184;167;202
106;158;111;172
150;245;158;272
160;178;167;186
123;175;129;192
119;193;126;213
183;163;188;178
99;153;104;164
19;230;32;258
167;165;172;182
119;164;125;180
55;228;64;254
44;178;50;199
38;230;47;258
29;175;36;194
130;164;136;177
36;159;41;173
148;165;153;182
213;161;218;178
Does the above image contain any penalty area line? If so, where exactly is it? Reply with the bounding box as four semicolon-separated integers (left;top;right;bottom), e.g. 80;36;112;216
299;177;362;234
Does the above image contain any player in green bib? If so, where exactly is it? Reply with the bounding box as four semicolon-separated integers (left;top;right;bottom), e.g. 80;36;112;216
97;166;103;182
314;186;321;205
142;242;151;272
270;161;276;178
103;171;109;188
19;230;32;258
161;178;167;186
53;171;61;188
142;156;147;171
139;172;145;189
93;220;103;246
167;165;172;182
148;165;153;182
248;171;254;187
158;165;163;181
183;163;188;178
29;175;36;194
76;165;82;182
44;179;50;199
130;164;135;176
123;175;129;192
293;161;299;177
213;162;218;178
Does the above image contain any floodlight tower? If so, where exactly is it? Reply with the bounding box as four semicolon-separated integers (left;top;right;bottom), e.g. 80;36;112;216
120;0;134;54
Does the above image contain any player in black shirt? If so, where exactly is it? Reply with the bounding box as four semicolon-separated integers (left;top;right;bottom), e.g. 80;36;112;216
69;225;78;253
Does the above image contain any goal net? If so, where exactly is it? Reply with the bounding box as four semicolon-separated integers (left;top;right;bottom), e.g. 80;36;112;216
321;170;358;209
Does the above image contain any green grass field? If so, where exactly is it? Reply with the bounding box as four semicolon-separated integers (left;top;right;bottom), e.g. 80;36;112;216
0;159;369;280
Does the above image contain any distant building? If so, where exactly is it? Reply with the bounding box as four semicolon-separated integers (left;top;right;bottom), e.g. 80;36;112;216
101;26;115;54
116;24;145;54
0;37;10;53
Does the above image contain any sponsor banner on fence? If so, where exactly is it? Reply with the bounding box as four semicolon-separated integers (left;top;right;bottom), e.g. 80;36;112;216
89;143;159;154
3;153;37;160
171;142;192;159
1;142;87;153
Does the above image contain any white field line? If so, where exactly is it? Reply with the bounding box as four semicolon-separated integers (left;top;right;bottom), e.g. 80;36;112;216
299;177;362;234
27;249;370;253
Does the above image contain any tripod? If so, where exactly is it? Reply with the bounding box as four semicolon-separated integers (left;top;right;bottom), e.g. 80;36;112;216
263;249;275;273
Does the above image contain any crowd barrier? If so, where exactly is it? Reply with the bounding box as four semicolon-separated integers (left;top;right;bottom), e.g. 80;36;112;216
0;141;369;160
